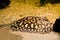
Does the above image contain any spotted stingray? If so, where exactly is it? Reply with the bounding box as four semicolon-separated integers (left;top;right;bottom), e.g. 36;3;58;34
11;16;53;34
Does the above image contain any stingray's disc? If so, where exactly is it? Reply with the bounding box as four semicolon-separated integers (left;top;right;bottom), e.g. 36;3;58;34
11;16;53;34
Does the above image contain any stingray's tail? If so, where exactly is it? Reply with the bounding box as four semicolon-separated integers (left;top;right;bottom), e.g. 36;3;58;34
0;23;11;29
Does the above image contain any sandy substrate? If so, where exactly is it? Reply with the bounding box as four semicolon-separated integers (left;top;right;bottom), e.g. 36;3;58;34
0;28;22;40
0;0;60;40
10;30;60;40
0;27;60;40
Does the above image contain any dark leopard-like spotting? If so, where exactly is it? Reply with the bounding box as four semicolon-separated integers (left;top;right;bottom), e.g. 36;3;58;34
11;16;53;34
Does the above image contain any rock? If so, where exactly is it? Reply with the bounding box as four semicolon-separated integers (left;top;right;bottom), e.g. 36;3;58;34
53;17;60;33
0;0;11;9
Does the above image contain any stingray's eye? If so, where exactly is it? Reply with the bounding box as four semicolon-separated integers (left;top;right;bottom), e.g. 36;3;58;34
0;0;11;9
